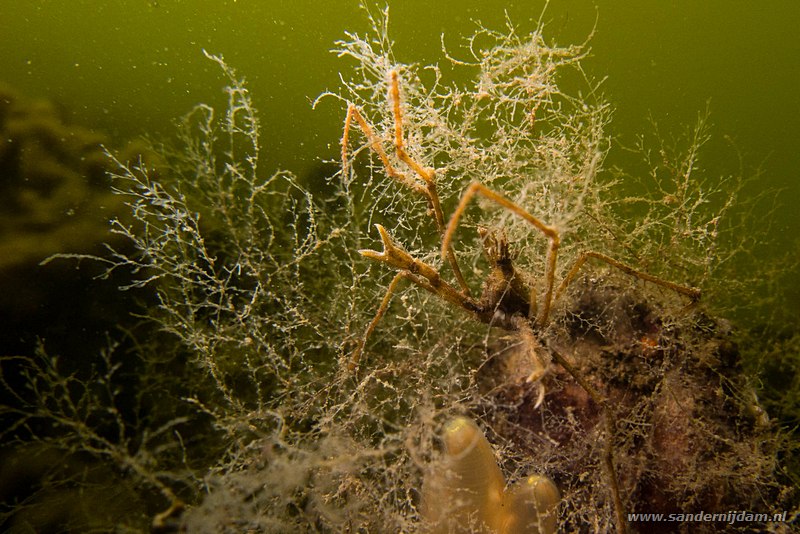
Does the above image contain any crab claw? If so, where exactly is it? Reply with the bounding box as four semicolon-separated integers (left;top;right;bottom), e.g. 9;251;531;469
358;224;394;261
359;224;415;270
526;369;547;409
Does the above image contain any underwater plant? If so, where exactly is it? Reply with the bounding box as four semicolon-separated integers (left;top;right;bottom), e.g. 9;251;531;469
316;5;790;532
1;51;338;531
1;5;795;534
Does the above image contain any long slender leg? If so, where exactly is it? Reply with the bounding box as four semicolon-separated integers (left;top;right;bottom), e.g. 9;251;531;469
349;267;479;371
349;272;407;371
340;71;470;294
389;70;434;185
350;224;483;371
555;251;701;302
442;182;561;327
387;71;470;294
341;103;426;196
360;224;478;314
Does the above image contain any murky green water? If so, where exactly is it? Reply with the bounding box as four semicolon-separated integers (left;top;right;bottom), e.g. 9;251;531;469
1;4;798;529
2;0;798;327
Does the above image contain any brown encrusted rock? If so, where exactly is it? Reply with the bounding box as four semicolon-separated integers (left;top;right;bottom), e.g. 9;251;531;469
478;278;781;533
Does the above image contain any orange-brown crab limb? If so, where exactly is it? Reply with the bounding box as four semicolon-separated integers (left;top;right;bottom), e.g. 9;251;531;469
556;251;701;301
359;224;475;312
442;182;561;326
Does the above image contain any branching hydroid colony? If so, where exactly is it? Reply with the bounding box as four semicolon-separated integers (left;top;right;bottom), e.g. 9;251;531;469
324;6;783;533
1;6;790;534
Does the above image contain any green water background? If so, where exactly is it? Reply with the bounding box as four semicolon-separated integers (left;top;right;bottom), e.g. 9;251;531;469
2;0;798;328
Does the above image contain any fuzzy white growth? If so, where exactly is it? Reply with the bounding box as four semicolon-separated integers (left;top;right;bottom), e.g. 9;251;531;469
4;4;782;532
